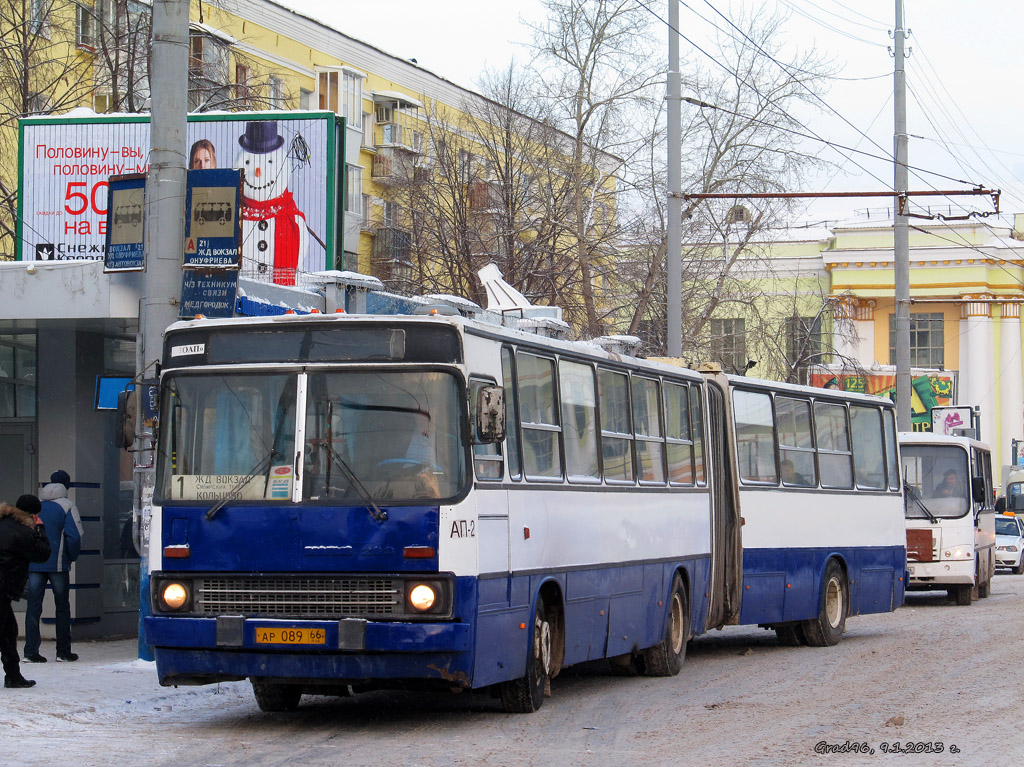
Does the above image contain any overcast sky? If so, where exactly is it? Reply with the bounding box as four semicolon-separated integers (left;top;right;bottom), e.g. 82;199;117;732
285;0;1024;228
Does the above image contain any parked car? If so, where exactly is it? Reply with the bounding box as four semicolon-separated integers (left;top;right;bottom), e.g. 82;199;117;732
995;512;1024;574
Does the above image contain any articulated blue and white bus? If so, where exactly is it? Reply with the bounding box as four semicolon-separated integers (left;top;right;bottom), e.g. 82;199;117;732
140;309;905;711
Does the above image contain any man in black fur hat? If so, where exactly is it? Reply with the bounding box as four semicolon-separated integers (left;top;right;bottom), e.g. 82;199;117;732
0;495;50;688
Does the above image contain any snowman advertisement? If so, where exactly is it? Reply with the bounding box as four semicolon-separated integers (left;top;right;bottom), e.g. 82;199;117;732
235;120;312;286
19;111;335;271
184;114;331;285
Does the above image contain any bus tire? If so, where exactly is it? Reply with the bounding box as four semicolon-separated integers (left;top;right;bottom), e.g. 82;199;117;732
251;679;302;712
801;560;847;647
499;596;552;713
640;574;689;676
775;623;805;647
952;585;972;606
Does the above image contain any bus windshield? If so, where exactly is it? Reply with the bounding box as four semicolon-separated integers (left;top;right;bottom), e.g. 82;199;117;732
901;444;971;519
303;370;465;502
156;370;467;504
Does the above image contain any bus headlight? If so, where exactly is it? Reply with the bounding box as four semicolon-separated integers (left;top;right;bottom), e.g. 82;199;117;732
403;578;450;616
159;581;191;611
942;547;970;561
409;583;437;611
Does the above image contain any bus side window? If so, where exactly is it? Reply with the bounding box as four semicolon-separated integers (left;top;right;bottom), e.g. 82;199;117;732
632;376;665;484
733;389;777;483
501;347;521;480
598;368;634;483
690;385;705;484
665;382;694;486
517;352;562;480
814;401;853;489
850;405;885;490
558;360;600;483
882;409;900;491
776;396;816;487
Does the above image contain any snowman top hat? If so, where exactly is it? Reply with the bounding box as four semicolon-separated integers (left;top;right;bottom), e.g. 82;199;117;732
239;120;284;154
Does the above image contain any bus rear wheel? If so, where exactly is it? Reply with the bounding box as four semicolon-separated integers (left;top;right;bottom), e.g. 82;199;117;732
640;574;689;676
775;623;805;646
499;597;552;713
251;679;303;712
801;560;847;647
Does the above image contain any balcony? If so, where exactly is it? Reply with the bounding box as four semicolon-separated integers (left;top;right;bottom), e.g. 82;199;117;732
371;91;422;153
373;226;412;263
469;181;502;211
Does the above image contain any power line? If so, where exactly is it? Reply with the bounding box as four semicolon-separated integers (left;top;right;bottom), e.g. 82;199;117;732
634;0;896;191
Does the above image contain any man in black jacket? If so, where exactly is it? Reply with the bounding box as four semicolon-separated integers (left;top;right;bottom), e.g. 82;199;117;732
0;495;51;688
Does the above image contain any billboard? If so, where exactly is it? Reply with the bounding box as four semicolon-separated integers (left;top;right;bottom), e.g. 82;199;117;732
18;111;342;284
809;369;957;432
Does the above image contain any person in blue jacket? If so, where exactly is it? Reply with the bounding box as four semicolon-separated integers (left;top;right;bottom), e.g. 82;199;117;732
23;470;83;664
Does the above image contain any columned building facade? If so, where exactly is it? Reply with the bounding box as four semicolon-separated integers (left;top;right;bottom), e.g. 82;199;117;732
823;218;1024;474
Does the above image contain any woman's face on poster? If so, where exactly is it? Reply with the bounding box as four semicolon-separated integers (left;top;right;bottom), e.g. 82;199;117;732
192;147;215;169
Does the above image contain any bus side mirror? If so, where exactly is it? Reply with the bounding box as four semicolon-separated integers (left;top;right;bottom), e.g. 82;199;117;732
476;385;506;444
116;388;137;450
971;476;987;505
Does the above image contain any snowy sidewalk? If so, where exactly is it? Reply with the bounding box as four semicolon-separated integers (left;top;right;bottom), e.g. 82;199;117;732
0;638;258;766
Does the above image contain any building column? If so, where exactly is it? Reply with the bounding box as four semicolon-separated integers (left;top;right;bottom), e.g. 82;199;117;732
832;297;875;365
960;298;995;445
999;303;1023;470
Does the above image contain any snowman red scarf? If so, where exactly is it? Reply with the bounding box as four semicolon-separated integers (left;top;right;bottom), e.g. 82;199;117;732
240;189;307;286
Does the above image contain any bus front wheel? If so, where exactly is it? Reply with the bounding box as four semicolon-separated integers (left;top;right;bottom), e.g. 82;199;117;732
802;560;847;647
952;584;973;605
499;597;552;713
640;574;689;676
251;679;303;712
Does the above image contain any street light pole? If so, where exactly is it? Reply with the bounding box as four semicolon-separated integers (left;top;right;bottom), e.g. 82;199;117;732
666;0;682;357
136;0;188;658
893;0;912;430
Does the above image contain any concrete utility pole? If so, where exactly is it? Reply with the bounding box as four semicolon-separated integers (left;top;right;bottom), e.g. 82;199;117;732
666;0;682;357
893;0;912;431
136;0;188;657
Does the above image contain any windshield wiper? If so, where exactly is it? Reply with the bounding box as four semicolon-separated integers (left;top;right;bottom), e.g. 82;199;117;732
207;379;295;521
905;485;938;523
323;442;388;522
205;448;278;521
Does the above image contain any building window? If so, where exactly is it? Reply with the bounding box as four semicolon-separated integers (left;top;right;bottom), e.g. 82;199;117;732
361;112;373;146
342;70;361;124
30;0;49;35
27;92;51;115
75;3;95;48
269;76;285;109
889;312;944;368
710;318;746;374
786;315;824;384
459;149;472;186
0;334;36;418
317;68;363;123
359;194;371;229
189;33;229;109
299;88;313;110
345;165;363;214
234;63;250;105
